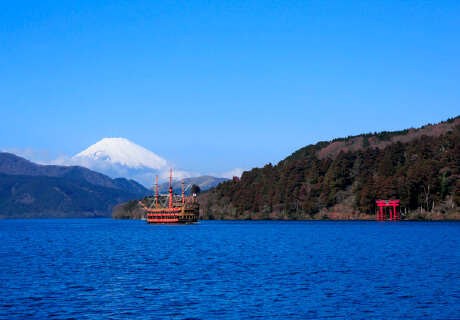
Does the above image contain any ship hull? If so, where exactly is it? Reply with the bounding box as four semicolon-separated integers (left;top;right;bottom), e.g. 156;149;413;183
145;204;199;224
147;217;198;224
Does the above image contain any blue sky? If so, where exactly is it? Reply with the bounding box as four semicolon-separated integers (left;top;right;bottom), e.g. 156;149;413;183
0;1;459;177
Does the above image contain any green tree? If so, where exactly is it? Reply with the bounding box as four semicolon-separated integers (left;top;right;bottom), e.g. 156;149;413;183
190;184;201;195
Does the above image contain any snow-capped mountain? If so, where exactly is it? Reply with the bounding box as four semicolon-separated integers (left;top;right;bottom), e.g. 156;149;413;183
73;138;167;170
70;138;171;187
70;138;228;189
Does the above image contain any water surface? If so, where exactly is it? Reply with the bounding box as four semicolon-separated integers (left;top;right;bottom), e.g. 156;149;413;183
0;220;458;319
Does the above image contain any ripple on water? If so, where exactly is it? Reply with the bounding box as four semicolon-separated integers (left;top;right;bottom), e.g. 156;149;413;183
0;219;459;319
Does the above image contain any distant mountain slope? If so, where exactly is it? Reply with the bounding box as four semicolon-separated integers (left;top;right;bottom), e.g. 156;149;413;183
0;152;149;195
113;178;150;196
0;174;139;219
156;175;229;194
0;152;115;187
0;153;151;218
200;116;460;220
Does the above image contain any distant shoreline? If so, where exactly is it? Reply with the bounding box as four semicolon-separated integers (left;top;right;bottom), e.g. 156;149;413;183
1;216;459;221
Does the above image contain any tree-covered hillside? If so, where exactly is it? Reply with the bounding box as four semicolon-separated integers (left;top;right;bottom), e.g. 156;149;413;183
0;153;150;218
200;117;460;220
0;174;140;218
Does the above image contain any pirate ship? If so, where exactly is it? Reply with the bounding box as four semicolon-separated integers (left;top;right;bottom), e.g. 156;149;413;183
139;169;199;223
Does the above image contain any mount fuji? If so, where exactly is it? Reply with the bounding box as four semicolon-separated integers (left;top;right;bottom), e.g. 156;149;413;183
70;138;229;189
73;138;167;170
70;138;170;187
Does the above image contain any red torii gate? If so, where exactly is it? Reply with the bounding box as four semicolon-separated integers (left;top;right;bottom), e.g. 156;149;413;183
376;200;400;221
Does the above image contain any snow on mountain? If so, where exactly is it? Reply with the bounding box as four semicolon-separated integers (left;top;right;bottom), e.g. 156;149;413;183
73;138;167;170
70;137;228;188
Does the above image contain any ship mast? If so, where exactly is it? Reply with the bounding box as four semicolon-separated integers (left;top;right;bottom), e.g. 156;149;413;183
182;179;185;204
155;175;158;206
169;169;173;208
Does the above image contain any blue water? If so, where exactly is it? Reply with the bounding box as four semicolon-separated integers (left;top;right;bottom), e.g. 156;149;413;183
0;220;459;319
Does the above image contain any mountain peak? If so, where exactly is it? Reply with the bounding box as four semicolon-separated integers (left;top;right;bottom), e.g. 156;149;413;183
73;138;167;170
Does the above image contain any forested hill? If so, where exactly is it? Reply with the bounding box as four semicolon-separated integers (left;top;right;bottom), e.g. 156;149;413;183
0;153;150;218
200;117;460;220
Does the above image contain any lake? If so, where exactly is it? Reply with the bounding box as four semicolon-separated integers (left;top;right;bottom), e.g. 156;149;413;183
0;219;459;319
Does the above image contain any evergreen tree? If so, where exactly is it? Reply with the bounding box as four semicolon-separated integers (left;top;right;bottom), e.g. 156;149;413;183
190;184;201;195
